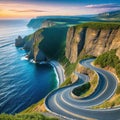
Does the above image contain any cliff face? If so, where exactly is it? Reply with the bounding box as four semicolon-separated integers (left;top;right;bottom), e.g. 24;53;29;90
66;26;120;63
16;22;120;63
65;27;86;63
15;36;25;47
41;20;56;28
15;27;67;62
96;10;120;21
28;29;47;62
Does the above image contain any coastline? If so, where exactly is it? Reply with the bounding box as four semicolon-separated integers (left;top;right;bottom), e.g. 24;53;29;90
21;55;65;87
38;60;65;86
49;60;65;86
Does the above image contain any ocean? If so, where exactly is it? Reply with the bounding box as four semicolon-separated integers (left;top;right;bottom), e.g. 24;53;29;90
0;19;58;114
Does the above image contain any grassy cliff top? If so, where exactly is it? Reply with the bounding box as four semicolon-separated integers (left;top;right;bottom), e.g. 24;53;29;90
0;113;58;120
76;22;120;29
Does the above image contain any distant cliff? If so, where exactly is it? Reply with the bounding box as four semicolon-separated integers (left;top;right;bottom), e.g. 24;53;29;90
66;22;120;63
96;10;120;21
27;16;97;29
27;16;55;29
41;20;56;28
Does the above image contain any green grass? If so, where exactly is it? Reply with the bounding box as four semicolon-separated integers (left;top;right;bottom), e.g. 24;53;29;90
76;22;120;30
23;33;34;42
80;71;98;98
38;27;68;60
60;54;96;87
21;99;45;113
92;50;120;109
115;63;120;79
0;113;58;120
94;49;120;79
72;82;91;96
92;94;120;109
80;54;95;60
71;67;98;98
116;84;120;95
60;77;72;87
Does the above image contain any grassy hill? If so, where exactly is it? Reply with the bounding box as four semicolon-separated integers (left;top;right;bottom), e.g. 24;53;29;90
76;22;120;29
96;10;120;21
0;113;58;120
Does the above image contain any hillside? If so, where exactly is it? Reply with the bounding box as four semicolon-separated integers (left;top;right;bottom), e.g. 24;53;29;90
14;22;120;115
16;22;120;77
27;16;60;29
27;11;120;30
16;27;68;62
27;16;97;29
96;10;120;21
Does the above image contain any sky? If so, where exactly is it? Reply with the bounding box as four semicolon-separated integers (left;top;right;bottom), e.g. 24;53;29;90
0;0;120;19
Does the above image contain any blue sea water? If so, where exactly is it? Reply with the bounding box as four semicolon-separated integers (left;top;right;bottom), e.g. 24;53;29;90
0;20;58;114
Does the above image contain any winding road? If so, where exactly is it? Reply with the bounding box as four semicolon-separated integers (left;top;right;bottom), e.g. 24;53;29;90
45;59;119;120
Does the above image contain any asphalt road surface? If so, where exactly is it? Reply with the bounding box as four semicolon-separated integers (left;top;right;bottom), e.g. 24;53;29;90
45;59;119;120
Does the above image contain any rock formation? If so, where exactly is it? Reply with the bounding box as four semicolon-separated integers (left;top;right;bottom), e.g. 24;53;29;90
66;26;120;63
41;20;56;28
16;22;120;64
15;36;25;47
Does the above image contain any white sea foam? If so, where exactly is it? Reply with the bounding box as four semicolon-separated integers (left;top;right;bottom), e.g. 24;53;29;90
19;47;24;50
49;62;60;87
21;56;28;61
30;59;36;63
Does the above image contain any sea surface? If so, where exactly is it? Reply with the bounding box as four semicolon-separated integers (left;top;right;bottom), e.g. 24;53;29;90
0;20;58;114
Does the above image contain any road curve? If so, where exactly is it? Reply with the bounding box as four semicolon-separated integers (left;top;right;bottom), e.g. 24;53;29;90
45;59;119;120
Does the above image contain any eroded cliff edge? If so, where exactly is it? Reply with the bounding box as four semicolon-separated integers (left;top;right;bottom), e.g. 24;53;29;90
66;23;120;63
15;27;68;62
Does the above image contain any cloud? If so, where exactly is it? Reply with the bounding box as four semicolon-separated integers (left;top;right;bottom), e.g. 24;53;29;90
9;9;47;12
85;3;120;8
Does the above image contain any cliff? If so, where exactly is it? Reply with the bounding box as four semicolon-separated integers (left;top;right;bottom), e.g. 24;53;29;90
15;22;120;75
27;16;98;29
66;22;120;63
96;10;120;21
27;17;50;29
15;36;25;47
15;27;68;62
41;20;56;28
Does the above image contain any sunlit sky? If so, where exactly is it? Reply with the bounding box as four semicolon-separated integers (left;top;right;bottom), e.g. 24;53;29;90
0;0;120;19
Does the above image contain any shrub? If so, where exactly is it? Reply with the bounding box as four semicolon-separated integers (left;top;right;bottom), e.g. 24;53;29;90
72;82;91;96
0;113;58;120
116;84;120;94
115;63;120;79
76;22;120;30
94;49;120;68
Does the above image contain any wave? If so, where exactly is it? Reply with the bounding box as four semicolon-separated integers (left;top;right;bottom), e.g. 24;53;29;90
30;59;36;63
0;20;58;114
21;56;29;61
0;42;13;48
49;62;59;87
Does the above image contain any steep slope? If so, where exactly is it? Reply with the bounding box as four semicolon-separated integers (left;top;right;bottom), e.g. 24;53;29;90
16;22;120;76
16;27;68;62
66;22;120;63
